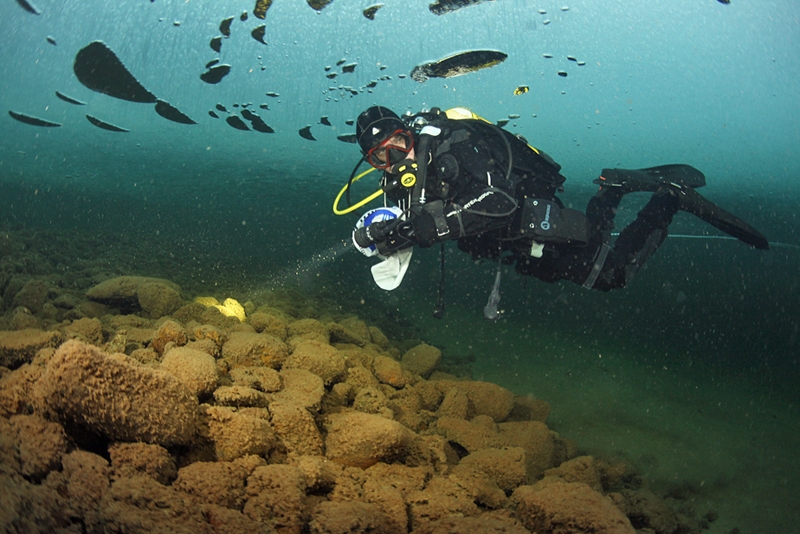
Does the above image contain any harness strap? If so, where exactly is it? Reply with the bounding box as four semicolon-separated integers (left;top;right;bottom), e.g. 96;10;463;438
427;200;451;238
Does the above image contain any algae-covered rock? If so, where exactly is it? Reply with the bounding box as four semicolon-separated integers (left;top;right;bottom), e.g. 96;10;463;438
613;487;681;534
0;363;42;417
437;380;515;423
309;501;394;534
62;317;104;346
282;340;345;385
213;385;270;408
272;367;324;412
161;346;218;398
401;343;441;378
498;421;557;482
172;459;252;510
229;366;282;393
372;355;411;388
86;276;180;308
10;414;69;480
12;279;51;314
435;416;506;454
99;475;211;532
269;400;324;456
457;447;527;493
61;450;111;531
204;405;276;462
328;321;368;346
287;317;330;346
0;329;62;368
544;455;603;492
243;464;307;532
247;311;288;339
368;325;391;349
137;282;183;319
437;387;470;420
108;442;177;484
222;332;288;369
512;481;635;533
151;319;188;355
34;340;199;446
325;411;416;468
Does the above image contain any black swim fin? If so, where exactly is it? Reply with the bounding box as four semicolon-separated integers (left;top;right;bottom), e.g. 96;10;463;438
594;164;706;193
669;185;769;250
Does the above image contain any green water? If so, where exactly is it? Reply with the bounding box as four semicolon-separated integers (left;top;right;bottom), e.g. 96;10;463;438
2;0;799;532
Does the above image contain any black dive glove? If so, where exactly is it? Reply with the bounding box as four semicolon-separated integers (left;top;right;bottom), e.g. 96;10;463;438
354;219;416;255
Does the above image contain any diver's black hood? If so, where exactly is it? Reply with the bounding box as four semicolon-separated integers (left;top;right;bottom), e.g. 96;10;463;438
356;106;406;154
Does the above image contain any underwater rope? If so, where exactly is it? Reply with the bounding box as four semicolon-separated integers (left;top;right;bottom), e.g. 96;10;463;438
612;233;800;250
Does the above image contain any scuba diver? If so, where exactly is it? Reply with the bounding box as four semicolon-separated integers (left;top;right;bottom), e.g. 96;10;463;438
339;106;768;318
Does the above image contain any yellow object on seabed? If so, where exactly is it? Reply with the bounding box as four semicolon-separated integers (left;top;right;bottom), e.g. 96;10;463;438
194;296;246;322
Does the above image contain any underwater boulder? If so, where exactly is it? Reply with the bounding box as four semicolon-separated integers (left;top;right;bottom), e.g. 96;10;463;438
34;340;199;446
86;276;180;310
512;482;636;533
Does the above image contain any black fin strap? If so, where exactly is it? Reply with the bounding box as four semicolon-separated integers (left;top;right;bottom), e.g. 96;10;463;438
434;243;445;319
583;241;611;289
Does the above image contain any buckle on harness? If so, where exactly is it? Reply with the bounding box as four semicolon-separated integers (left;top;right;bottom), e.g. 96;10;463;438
426;200;450;238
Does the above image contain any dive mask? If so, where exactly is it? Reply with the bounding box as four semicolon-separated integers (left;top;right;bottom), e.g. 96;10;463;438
366;130;414;170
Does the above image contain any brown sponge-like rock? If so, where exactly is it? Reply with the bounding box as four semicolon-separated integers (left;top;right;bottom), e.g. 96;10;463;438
10;414;69;480
0;363;43;418
61;450;111;531
448;380;515;422
151;319;188;355
172;459;252;510
136;281;183;319
401;342;441;378
0;328;62;368
372;355;411;388
325;411;416;468
229;366;282;392
269;401;324;456
204;405;276;461
243;464;307;532
62;317;104;346
282;340;345;385
99;475;210;532
85;275;180;308
33;339;199;446
161;346;218;397
457;446;527;493
108;442;177;484
308;500;393;533
512;481;635;534
222;331;289;369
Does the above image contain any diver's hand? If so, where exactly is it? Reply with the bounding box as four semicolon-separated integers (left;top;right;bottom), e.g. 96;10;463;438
375;222;416;255
353;206;408;257
353;219;394;249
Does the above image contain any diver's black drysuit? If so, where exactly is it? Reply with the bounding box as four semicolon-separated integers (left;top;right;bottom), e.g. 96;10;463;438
368;110;768;291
